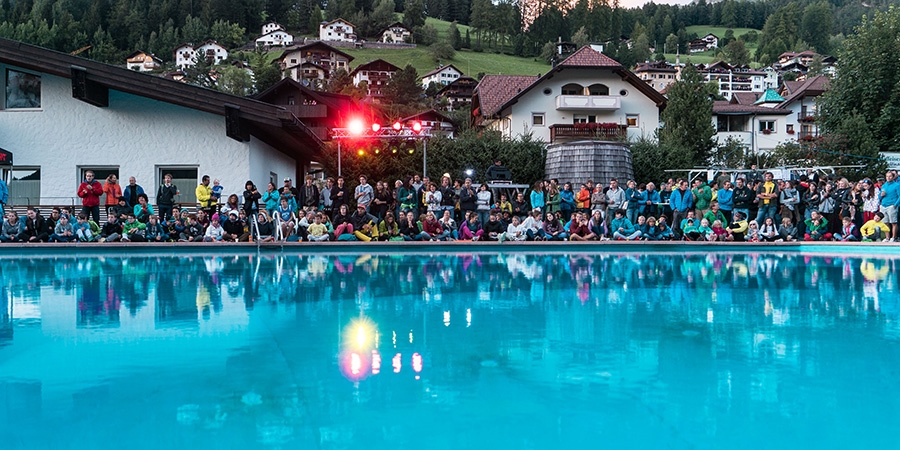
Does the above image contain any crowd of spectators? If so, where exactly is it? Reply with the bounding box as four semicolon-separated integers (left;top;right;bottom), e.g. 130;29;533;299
2;167;899;244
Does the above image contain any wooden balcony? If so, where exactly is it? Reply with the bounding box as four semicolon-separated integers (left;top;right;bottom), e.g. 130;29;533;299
549;124;628;143
285;104;328;119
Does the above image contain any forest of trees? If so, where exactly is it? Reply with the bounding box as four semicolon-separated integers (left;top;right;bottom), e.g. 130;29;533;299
0;0;883;69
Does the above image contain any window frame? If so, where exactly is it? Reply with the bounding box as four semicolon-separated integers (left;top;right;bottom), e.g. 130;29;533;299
532;113;545;127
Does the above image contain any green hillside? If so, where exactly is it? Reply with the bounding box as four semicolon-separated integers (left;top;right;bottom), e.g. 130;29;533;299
684;25;762;61
343;46;549;78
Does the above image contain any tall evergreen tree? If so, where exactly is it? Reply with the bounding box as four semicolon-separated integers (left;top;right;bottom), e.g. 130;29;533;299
659;64;717;168
402;0;424;29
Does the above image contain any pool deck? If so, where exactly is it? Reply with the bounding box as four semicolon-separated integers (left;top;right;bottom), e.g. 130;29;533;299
0;240;896;257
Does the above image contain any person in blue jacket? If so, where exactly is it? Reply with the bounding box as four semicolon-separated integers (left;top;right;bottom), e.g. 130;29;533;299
669;179;694;233
559;182;576;223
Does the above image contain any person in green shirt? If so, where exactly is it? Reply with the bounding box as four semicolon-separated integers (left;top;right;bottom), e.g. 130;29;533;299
691;178;713;219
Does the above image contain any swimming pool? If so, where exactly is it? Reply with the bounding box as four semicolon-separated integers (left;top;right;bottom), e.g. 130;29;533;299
1;251;897;449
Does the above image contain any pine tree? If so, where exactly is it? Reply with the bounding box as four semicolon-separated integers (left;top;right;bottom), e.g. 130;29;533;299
659;65;717;168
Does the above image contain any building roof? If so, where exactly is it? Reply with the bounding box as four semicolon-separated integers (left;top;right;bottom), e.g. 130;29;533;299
754;88;786;104
556;45;621;68
438;76;478;95
322;18;355;28
350;59;401;76
634;61;677;73
402;109;454;125
731;92;760;105
782;80;804;95
0;37;322;158
472;75;539;118
422;64;463;79
279;42;354;63
778;75;830;108
254;77;382;123
713;101;791;115
380;22;409;34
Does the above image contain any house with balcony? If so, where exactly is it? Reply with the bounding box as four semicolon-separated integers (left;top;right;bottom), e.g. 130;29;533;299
254;78;382;142
697;61;768;100
350;59;399;101
421;64;463;88
262;22;285;35
713;89;793;154
256;29;294;47
438;76;477;111
278;42;354;83
689;33;718;53
173;40;228;69
633;61;679;92
471;45;665;144
125;51;162;72
777;75;830;143
380;22;411;43
319;19;356;42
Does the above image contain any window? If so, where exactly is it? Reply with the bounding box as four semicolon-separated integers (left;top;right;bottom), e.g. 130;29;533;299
573;115;587;124
561;83;583;95
5;69;41;109
626;114;639;127
786;124;794;134
532;113;545;126
717;115;748;132
759;120;775;132
588;84;609;96
9;167;40;205
157;167;198;204
270;172;278;185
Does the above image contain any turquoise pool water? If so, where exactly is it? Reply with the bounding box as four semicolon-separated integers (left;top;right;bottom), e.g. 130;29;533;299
1;251;898;449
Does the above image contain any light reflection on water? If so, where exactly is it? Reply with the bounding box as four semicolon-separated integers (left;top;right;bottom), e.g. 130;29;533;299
0;251;898;449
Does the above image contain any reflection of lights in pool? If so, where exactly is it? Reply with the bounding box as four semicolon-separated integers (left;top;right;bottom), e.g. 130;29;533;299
393;353;402;373
443;311;450;326
412;353;422;373
351;353;361;375
392;331;396;347
372;350;381;374
409;330;413;343
466;308;471;327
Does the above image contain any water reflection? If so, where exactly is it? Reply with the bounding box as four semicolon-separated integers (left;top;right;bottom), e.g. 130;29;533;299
0;251;898;449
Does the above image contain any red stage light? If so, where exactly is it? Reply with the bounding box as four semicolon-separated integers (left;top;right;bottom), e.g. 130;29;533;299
347;119;365;136
392;121;403;131
371;123;381;133
411;121;422;133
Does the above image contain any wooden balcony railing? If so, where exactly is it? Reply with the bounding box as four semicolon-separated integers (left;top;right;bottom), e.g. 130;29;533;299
549;124;628;143
285;104;328;119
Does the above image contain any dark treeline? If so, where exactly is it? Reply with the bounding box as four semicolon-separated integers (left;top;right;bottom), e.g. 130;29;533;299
0;0;880;67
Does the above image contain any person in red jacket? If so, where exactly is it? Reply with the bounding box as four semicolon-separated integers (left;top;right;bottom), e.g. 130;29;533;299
78;170;103;223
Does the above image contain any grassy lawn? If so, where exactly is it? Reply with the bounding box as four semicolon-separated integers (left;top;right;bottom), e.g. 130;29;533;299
342;46;549;77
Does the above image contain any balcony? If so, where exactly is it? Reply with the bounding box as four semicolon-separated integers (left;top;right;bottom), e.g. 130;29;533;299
798;113;816;122
286;104;328;119
549;123;628;143
555;95;621;111
798;131;818;141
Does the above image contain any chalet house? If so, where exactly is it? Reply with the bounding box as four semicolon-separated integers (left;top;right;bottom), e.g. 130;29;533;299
350;59;400;100
438;76;477;111
402;110;456;138
278;42;354;83
778;76;830;143
633;61;678;92
262;22;285;35
380;22;411;43
256;27;294;47
174;40;228;69
125;51;162;72
254;78;382;142
319;19;356;42
0;38;321;206
421;64;463;88
471;46;666;144
689;33;718;53
697;61;770;100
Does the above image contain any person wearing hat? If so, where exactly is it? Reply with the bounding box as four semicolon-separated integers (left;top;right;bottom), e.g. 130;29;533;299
113;196;131;218
222;209;247;242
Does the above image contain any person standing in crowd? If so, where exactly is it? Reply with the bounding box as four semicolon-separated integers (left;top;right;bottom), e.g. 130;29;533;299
295;175;318;214
77;170;103;223
717;180;734;224
670;179;693;234
103;174;122;209
261;182;280;218
530;181;545;214
320;177;334;217
196;175;215;216
879;170;899;241
355;175;374;211
732;177;753;224
605;179;625;231
242;180;261;221
755;172;780;225
330;176;349;215
157;173;178;220
122;176;145;208
691;178;712;219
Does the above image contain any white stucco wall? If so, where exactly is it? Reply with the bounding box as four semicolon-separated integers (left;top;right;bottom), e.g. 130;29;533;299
0;64;295;205
503;70;661;142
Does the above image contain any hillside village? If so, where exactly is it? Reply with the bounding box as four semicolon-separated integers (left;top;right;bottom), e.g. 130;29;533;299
121;19;838;159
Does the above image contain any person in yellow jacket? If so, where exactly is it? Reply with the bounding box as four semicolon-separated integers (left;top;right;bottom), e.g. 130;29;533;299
861;211;891;241
196;175;215;215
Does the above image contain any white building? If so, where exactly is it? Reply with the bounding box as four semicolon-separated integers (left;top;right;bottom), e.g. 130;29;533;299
256;30;294;47
0;38;320;206
698;61;768;101
262;22;285;36
125;51;162;72
471;46;666;144
421;64;462;88
319;19;356;42
174;40;229;69
713;90;792;154
380;22;411;43
350;59;400;100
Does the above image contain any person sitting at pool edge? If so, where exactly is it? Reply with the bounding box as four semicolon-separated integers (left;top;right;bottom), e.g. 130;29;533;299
861;211;890;242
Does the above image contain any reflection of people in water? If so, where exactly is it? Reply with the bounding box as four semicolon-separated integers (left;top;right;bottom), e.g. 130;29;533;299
6;70;41;109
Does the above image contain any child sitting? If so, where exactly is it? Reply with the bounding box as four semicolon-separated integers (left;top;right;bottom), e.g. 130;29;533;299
835;216;862;242
145;215;169;242
50;214;75;242
73;213;94;242
121;213;147;242
860;211;890;242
